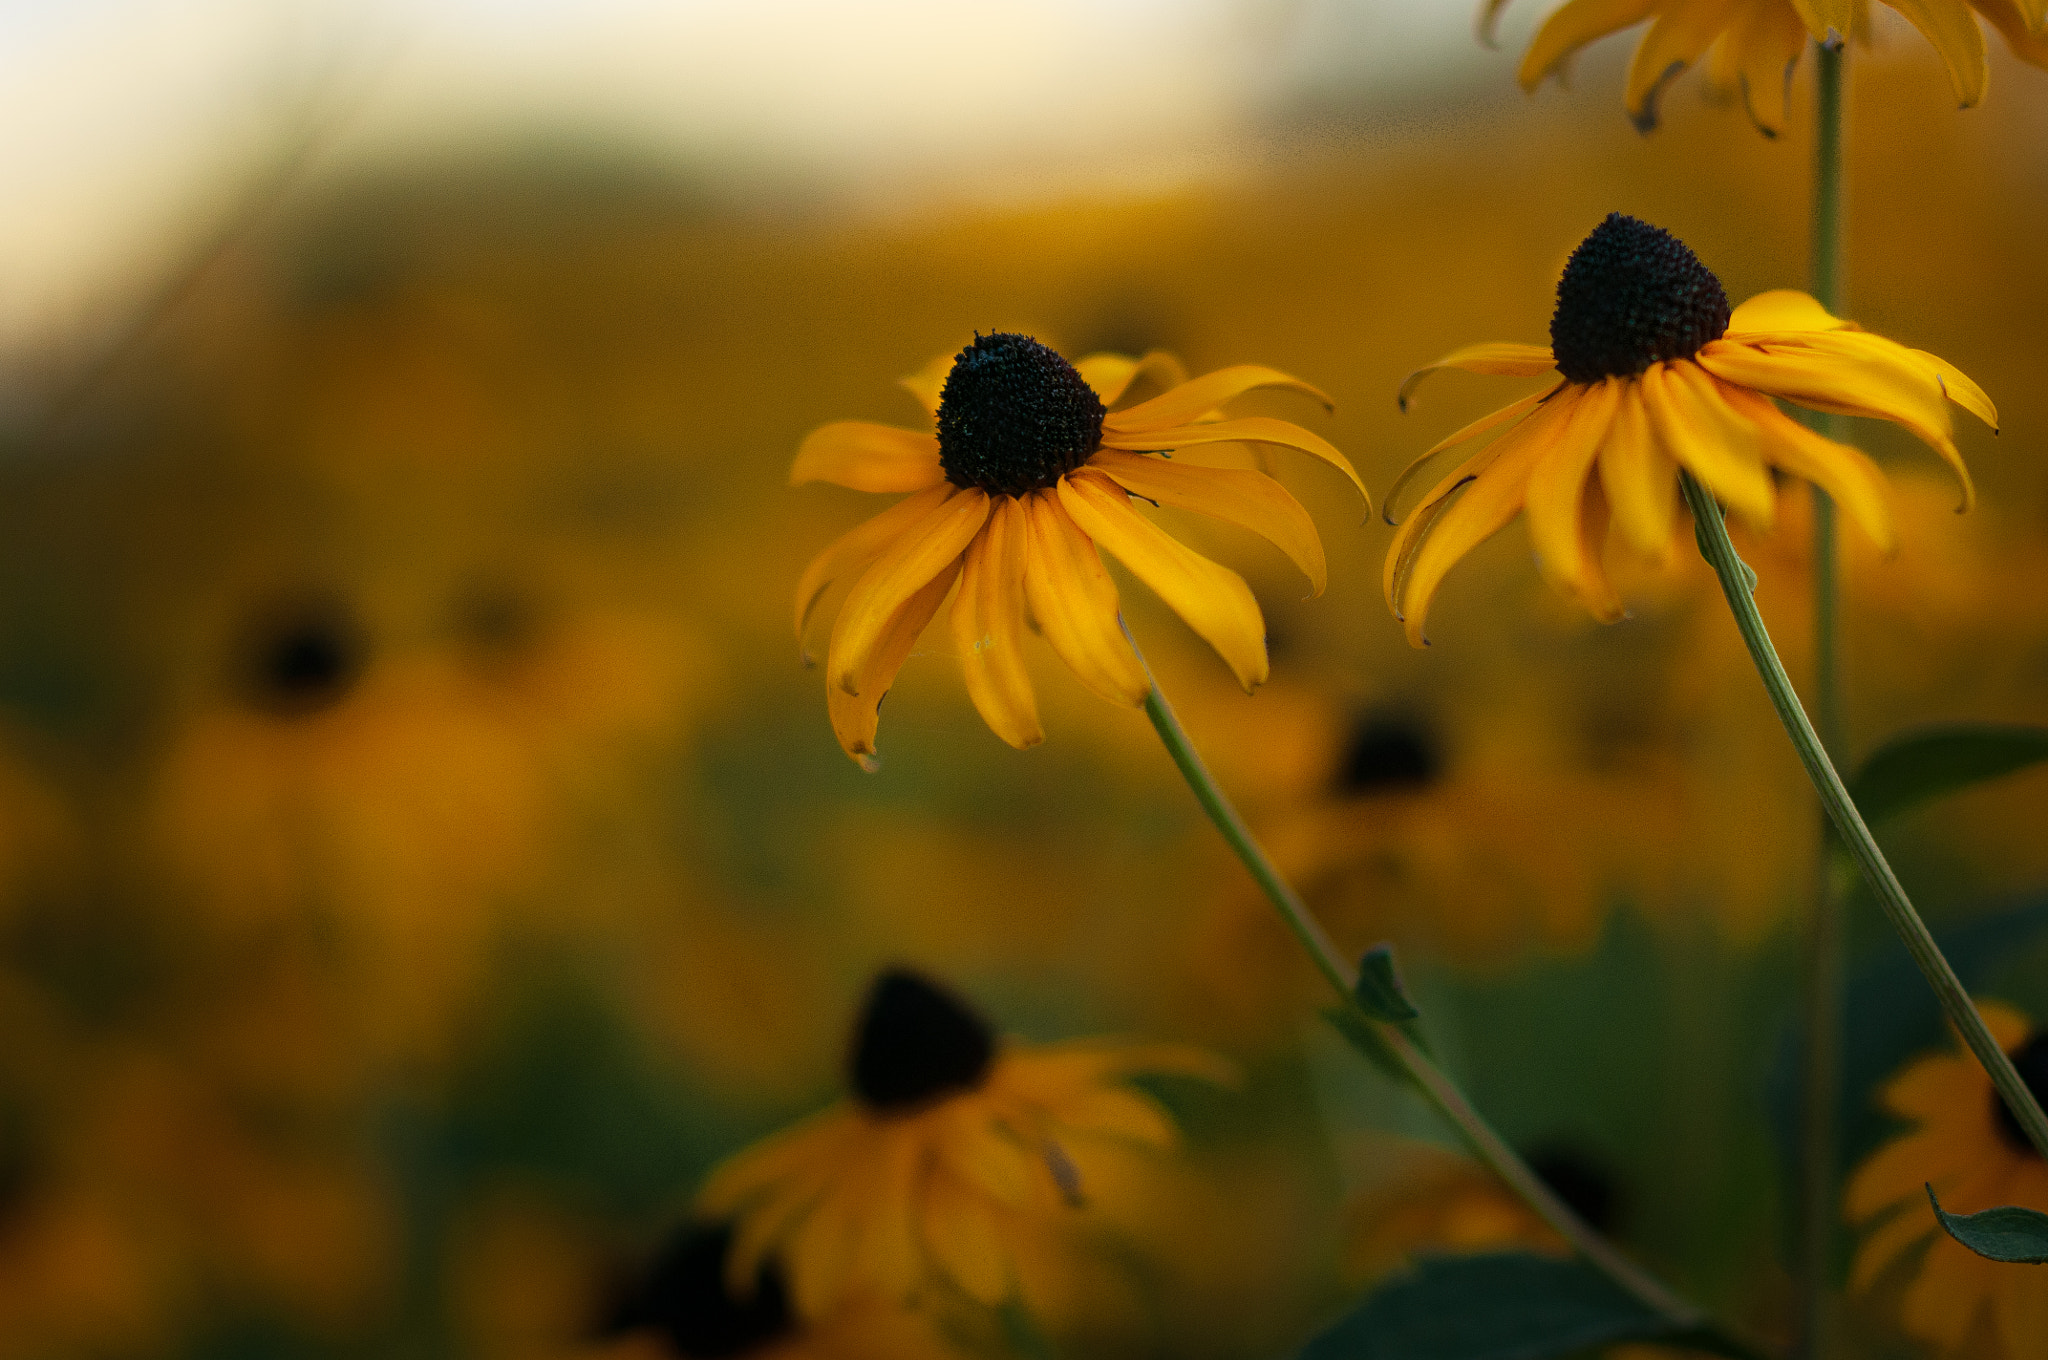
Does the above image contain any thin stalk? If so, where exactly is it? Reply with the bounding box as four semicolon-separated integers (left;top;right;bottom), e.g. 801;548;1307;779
1135;656;1705;1331
1682;472;2048;1165
1799;38;1848;1360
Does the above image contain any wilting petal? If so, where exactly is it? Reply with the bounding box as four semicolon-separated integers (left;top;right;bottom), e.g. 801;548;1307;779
791;422;945;492
1100;415;1369;508
1596;379;1680;560
795;483;956;655
1642;362;1775;524
1104;365;1332;433
1520;0;1659;85
828;491;989;696
1020;492;1150;706
1385;383;1563;526
899;352;954;421
1728;288;1852;335
1729;2;1810;134
951;497;1043;750
1721;385;1895;551
1059;469;1269;693
829;557;963;768
1524;377;1622;604
1091;449;1328;595
1888;0;1990;106
1626;0;1743;133
1398;343;1556;411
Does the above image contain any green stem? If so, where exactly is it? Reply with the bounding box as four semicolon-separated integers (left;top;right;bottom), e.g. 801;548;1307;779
1799;38;1847;1360
1681;472;2048;1167
1135;658;1706;1331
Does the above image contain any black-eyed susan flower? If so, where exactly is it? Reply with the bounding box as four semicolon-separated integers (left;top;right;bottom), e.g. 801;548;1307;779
601;1220;959;1360
1846;1001;2048;1358
1485;0;2048;134
792;334;1363;768
695;969;1230;1318
1387;213;1994;646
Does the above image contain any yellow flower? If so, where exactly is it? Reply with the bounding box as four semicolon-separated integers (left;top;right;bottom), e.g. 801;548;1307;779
1846;1001;2048;1358
791;334;1363;767
1484;0;2048;134
695;970;1230;1318
1387;213;1992;646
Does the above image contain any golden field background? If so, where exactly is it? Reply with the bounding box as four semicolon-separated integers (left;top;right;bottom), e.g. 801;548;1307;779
0;17;2045;1358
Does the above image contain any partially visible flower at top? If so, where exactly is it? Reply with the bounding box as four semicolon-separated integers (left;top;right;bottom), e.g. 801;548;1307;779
695;968;1231;1318
792;334;1364;768
1845;1000;2048;1359
1483;0;2048;135
1387;213;1993;645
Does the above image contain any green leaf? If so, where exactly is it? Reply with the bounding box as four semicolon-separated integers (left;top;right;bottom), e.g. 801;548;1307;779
1928;1186;2048;1264
1298;1253;1751;1360
1848;724;2048;825
1356;944;1420;1022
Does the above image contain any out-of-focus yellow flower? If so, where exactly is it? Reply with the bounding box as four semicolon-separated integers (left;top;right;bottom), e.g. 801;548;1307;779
696;969;1230;1318
1485;0;2048;134
1389;213;1991;645
792;335;1362;767
1846;1001;2048;1358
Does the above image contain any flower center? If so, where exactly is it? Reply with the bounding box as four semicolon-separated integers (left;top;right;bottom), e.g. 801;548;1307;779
1992;1031;2048;1155
936;333;1105;497
1549;214;1730;384
1336;714;1441;796
605;1222;793;1358
850;968;995;1112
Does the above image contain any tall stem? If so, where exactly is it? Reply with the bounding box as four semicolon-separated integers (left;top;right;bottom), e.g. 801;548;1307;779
1681;473;2048;1167
1136;662;1703;1330
1799;38;1847;1360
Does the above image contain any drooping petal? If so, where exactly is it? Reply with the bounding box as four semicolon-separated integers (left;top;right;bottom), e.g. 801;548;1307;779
1059;469;1270;692
1790;0;1858;43
1050;1088;1179;1147
1518;0;1659;86
1385;382;1564;526
1523;377;1622;605
786;1179;866;1318
919;1172;1012;1306
1728;288;1852;335
791;422;945;492
1398;343;1557;411
1597;378;1680;560
1625;0;1744;132
900;352;954;421
1019;492;1150;706
951;497;1043;750
829;557;964;768
1104;365;1332;433
795;484;955;653
1100;416;1369;508
1729;0;1809;135
1720;385;1896;550
1976;0;2048;68
1075;350;1189;411
1090;449;1328;595
1575;482;1625;622
1480;0;1517;47
1912;349;1999;430
1387;387;1581;647
1887;0;1990;106
827;491;989;697
1640;361;1775;524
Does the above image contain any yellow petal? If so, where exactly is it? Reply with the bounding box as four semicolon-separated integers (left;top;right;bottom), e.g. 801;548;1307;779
1848;1200;1934;1292
899;352;955;421
1019;491;1150;706
1640;361;1775;524
787;1180;866;1317
1912;349;1998;430
827;491;989;697
1074;354;1139;408
1386;382;1563;526
1597;379;1679;559
1790;0;1858;43
1887;0;1989;106
951;497;1043;750
1104;365;1332;433
1059;469;1270;692
1479;0;1516;48
920;1173;1013;1305
1523;377;1622;605
1100;415;1369;509
1051;1088;1178;1147
1729;0;1810;135
1398;343;1557;411
791;422;945;493
1090;449;1328;595
1625;0;1744;132
795;484;955;653
1519;0;1659;86
1388;387;1579;647
1728;288;1852;335
1719;385;1896;551
1976;0;2048;67
829;557;963;768
1575;483;1625;622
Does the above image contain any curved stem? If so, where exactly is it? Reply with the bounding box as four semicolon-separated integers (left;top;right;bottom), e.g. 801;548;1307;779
1134;652;1708;1331
1681;472;2048;1164
1799;38;1847;1360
